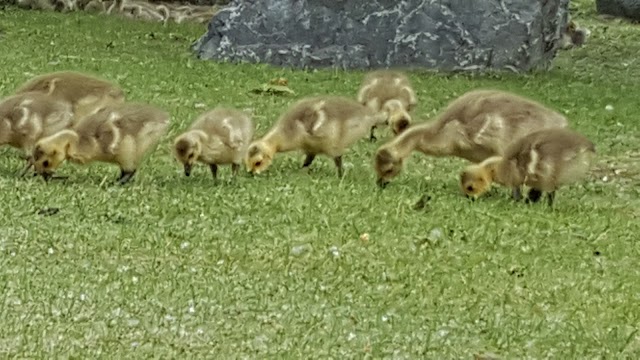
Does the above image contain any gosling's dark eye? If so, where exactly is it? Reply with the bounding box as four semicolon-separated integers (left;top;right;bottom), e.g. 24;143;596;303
255;161;262;167
385;169;393;176
188;153;194;159
43;160;50;168
466;185;474;192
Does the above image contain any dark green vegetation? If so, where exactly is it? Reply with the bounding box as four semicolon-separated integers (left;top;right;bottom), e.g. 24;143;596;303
1;2;639;357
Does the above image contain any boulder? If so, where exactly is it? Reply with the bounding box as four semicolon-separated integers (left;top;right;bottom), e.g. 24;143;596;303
596;0;640;21
147;0;230;5
192;0;571;72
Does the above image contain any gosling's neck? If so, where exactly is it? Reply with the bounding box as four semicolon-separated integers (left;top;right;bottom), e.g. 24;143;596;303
391;120;444;159
52;129;80;157
483;156;521;187
262;127;291;153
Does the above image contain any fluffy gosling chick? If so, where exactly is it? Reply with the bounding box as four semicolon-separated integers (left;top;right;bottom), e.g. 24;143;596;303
558;20;591;50
374;89;569;188
0;91;74;174
173;107;254;180
32;102;169;184
460;128;596;206
356;70;417;141
245;96;387;178
14;70;125;121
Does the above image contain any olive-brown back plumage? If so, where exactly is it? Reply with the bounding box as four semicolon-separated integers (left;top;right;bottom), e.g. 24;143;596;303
14;71;125;120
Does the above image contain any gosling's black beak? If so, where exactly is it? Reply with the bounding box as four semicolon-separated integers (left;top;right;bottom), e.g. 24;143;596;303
41;172;52;182
465;194;476;202
376;177;389;189
184;164;192;177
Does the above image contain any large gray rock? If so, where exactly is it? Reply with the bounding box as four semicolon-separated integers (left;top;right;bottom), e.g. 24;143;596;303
192;0;571;72
147;0;230;6
596;0;640;21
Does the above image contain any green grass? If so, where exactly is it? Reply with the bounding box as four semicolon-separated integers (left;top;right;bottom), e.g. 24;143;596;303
1;4;640;358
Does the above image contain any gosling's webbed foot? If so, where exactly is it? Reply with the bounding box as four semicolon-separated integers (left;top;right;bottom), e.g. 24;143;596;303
117;169;136;185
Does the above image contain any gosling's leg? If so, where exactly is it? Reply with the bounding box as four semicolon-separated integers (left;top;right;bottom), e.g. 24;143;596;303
546;191;556;208
369;126;377;142
209;163;218;180
302;154;315;169
512;187;523;201
334;156;344;178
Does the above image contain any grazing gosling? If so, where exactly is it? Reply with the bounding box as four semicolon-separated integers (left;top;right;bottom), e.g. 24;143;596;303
374;89;569;188
173;107;254;180
32;102;169;185
459;128;596;207
0;92;75;174
245;96;387;178
14;70;125;121
558;20;590;50
356;70;417;141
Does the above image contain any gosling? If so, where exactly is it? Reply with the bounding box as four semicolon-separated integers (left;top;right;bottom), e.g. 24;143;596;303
0;91;75;175
459;128;596;207
245;95;387;178
374;89;569;188
31;102;169;185
356;70;417;141
14;70;125;121
173;107;254;180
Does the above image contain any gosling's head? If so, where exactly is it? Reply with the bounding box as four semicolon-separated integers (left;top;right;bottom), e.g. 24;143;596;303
459;164;493;200
388;110;412;136
245;141;274;175
32;137;68;181
382;100;411;135
173;134;202;177
374;147;403;188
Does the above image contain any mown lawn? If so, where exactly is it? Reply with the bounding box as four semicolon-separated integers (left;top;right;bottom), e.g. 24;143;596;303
0;3;639;358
